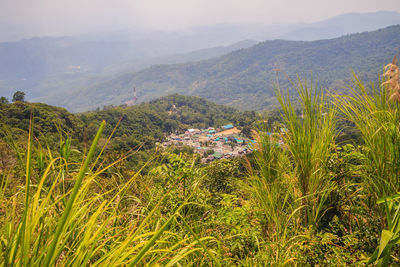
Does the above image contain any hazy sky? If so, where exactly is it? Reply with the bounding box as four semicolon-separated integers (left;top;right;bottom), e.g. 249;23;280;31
1;0;400;38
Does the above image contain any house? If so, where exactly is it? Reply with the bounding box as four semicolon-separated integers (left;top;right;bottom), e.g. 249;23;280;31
222;124;234;129
213;152;223;159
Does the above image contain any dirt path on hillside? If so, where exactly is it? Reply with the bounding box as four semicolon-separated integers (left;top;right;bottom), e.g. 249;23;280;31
214;127;241;136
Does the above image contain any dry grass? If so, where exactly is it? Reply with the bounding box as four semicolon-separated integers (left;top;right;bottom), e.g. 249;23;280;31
214;127;241;137
383;56;400;102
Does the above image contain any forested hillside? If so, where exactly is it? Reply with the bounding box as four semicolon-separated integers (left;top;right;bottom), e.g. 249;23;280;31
80;94;257;150
0;100;83;144
0;36;256;101
42;25;400;111
0;94;256;151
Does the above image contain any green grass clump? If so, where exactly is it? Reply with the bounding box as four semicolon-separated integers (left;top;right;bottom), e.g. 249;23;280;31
335;74;400;199
0;121;219;266
334;58;400;266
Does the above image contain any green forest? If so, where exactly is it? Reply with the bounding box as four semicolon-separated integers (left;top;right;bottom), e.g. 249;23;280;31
1;61;400;266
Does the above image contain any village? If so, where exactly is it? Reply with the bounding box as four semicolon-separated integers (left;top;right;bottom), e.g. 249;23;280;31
161;124;256;163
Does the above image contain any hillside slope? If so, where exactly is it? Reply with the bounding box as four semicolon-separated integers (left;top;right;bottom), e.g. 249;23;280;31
80;94;256;150
0;38;256;100
0;95;255;152
43;25;400;111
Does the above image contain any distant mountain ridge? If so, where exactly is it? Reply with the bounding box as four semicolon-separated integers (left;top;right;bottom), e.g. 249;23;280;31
102;39;258;76
38;25;400;112
279;11;400;40
0;35;235;81
2;11;400;110
0;39;257;99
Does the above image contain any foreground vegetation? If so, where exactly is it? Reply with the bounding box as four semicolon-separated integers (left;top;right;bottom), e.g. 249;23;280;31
1;62;400;265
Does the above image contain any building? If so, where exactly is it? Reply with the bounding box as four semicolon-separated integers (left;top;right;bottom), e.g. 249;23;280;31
222;124;234;129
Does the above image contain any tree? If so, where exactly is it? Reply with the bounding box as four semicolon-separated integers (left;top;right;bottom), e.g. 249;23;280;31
203;159;242;195
0;96;9;104
12;91;25;102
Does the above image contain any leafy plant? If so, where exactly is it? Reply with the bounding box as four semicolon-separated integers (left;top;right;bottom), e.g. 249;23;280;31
368;194;400;266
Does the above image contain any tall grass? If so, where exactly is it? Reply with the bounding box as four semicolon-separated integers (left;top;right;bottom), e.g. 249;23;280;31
248;69;400;264
250;129;293;237
0;121;218;266
335;73;400;200
249;129;299;263
334;58;400;265
248;78;338;263
276;78;337;227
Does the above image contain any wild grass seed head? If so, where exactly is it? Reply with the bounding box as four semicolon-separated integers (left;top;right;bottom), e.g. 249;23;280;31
383;56;400;102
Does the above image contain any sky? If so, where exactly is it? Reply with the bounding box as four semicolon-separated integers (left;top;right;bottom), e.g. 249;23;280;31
1;0;400;40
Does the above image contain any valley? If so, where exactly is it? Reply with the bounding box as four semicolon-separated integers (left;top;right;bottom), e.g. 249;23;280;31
1;7;400;266
33;25;400;112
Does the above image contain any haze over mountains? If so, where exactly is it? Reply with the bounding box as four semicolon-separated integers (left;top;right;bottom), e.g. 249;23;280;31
39;25;400;111
1;11;400;111
278;11;400;40
0;36;257;99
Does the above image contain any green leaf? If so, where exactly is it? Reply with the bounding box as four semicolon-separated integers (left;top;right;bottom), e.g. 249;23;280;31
377;229;394;260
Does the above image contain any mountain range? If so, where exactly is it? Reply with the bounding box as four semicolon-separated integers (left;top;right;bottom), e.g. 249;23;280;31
1;11;400;111
35;25;400;111
279;11;400;40
0;39;257;99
